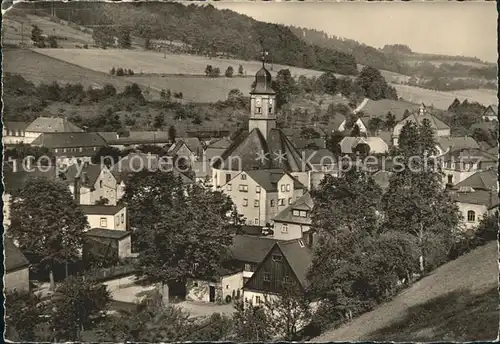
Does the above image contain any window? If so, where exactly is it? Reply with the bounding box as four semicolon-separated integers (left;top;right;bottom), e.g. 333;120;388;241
244;264;254;272
226;285;229;289
288;198;293;205
263;272;270;282
256;107;262;114
121;213;124;224
280;184;285;192
226;173;231;183
243;199;248;207
254;200;260;207
227;184;232;191
79;147;83;152
100;180;103;188
292;210;300;216
239;184;248;192
447;175;453;184
269;107;272;114
279;198;285;206
194;281;199;287
272;254;282;262
298;239;305;248
270;199;276;207
241;174;247;180
256;186;261;193
286;184;290;192
299;211;307;217
283;275;290;284
254;218;259;225
100;217;108;228
256;296;262;305
281;224;288;233
63;148;67;153
467;210;476;222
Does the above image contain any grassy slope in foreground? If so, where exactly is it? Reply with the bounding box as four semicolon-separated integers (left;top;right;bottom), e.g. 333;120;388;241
313;241;498;342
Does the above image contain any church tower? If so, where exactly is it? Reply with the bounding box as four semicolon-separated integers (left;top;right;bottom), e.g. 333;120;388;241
249;51;276;140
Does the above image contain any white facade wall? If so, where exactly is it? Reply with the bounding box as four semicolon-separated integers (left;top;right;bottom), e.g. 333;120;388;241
272;221;311;241
457;202;488;231
85;207;126;230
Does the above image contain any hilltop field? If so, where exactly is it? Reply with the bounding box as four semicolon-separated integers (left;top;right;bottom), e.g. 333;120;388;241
315;241;499;342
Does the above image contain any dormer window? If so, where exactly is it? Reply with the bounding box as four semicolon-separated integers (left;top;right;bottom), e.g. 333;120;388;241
293;210;300;216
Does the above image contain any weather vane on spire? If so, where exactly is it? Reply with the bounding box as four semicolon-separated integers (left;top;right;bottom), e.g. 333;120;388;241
261;49;269;67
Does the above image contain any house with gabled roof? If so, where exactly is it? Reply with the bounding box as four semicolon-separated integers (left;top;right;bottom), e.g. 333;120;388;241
79;204;127;231
441;148;497;187
482;105;498;122
30;132;107;166
339;136;389;155
449;169;499;231
392;104;450;146
272;193;315;242
220;169;305;227
3;121;29;145
243;239;313;305
435;136;480;156
24;116;83;144
4;236;30;292
211;61;311;190
203;138;233;164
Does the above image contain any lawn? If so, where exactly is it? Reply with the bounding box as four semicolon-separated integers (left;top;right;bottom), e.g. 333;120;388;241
33;48;325;78
394;84;497;109
314;241;499;342
3;48;159;99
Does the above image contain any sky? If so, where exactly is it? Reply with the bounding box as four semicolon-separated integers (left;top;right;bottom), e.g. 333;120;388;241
212;1;497;63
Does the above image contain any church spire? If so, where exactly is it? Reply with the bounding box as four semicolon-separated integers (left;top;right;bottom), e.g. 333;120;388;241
261;49;269;68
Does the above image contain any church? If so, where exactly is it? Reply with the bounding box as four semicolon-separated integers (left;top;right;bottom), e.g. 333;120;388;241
211;59;312;227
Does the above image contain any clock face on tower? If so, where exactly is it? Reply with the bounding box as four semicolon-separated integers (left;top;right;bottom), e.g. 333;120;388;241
269;98;273;105
256;98;261;106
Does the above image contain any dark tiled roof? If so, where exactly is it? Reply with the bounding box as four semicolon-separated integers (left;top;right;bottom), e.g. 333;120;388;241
273;193;313;225
85;228;131;240
31;132;108;148
278;239;312;289
3;121;29;132
229;234;279;264
79;204;125;215
175;137;203;155
452;189;499;207
377;131;393;146
360;99;422;122
454;170;498;191
396;105;450;131
63;164;104;188
289;137;326;150
243;169;304;192
25;117;83;133
212;128;311;172
3;167;67;193
436;136;480;152
207;138;232;149
4;237;30;272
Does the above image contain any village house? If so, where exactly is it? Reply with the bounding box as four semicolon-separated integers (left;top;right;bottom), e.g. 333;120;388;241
338;117;368;134
243;239;312;307
301;149;339;189
4;236;31;292
66;164;122;206
392;104;450;146
23;116;83;144
167;139;198;164
449;169;499;231
83;228;133;264
2;121;28;146
211;62;312;190
30;132;108;166
435;136;480;156
221;169;305;227
79;204;128;231
186;267;242;304
272;193;315;242
482;104;498;122
441;148;497;187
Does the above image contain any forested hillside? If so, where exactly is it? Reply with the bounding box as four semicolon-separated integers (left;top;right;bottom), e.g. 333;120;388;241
12;2;358;75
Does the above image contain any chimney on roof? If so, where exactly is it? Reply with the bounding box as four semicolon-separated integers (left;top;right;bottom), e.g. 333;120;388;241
82;172;88;185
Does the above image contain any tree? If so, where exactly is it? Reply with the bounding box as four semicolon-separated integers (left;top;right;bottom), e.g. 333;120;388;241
92;26;114;49
233;300;272;341
212;67;221;77
122;171;237;297
110;67;116;76
168;125;177;143
153;113;165;129
49;276;111;341
47;36;58;48
383;121;460;273
326;131;345;156
116;67;125;76
272;69;298;109
31;24;45;47
5;291;44;341
205;64;213;77
367;117;384;134
356;66;397;100
9;178;88;290
238;64;244;75
384;111;397;130
263;285;311;340
118;27;132;48
317;72;337;95
225;66;234;77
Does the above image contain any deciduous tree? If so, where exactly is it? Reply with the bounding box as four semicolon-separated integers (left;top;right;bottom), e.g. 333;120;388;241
9;178;88;290
233;300;272;341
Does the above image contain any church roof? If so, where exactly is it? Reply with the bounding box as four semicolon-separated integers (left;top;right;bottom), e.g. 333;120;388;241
251;67;275;95
212;128;311;172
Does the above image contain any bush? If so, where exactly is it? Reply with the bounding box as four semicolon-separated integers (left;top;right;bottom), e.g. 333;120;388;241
83;44;88;49
116;68;125;76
